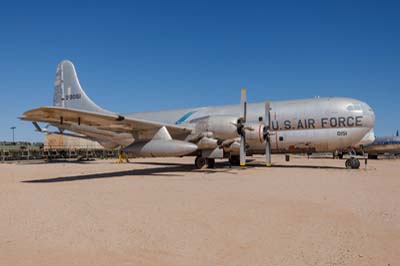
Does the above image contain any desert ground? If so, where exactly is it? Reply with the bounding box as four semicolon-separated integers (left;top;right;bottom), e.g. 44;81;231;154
0;155;399;266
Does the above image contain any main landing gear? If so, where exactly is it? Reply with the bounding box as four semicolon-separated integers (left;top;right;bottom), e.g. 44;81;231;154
195;156;215;169
345;158;360;169
196;155;362;169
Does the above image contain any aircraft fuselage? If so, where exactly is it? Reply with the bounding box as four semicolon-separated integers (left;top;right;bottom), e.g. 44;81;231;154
125;97;375;154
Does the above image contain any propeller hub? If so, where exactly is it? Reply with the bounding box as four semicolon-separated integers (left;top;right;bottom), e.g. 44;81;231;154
236;118;246;136
262;125;270;141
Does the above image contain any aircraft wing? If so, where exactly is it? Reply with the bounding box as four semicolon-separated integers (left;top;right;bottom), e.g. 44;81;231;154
20;106;193;137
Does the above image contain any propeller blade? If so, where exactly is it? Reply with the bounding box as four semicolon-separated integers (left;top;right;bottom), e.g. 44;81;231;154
265;138;272;167
241;88;247;122
238;88;248;167
265;100;270;128
265;136;271;166
240;133;246;167
265;101;272;167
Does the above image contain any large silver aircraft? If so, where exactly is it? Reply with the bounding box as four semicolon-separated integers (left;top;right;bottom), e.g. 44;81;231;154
21;60;375;169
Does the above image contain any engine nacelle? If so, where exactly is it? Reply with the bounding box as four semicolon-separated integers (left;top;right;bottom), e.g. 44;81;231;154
197;137;218;149
224;141;240;153
244;123;266;145
195;115;238;140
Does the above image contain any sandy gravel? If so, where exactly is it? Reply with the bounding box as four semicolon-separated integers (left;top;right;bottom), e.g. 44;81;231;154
0;156;399;266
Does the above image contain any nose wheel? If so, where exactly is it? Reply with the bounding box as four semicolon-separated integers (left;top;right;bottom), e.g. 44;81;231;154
345;158;360;169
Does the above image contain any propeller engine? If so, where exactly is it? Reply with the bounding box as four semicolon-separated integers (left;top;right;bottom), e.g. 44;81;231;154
232;89;272;167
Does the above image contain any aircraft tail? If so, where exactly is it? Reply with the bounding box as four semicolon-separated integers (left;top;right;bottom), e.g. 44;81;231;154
53;60;113;114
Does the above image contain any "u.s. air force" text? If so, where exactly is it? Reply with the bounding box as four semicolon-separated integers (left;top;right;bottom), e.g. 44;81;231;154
269;116;363;130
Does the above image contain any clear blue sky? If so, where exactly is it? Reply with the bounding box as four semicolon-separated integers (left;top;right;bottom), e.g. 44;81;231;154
0;0;399;142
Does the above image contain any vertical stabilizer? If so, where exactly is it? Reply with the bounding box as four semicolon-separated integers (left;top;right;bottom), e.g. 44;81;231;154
53;60;113;114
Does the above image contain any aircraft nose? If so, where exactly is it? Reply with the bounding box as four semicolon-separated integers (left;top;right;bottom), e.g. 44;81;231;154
361;101;374;117
360;101;375;127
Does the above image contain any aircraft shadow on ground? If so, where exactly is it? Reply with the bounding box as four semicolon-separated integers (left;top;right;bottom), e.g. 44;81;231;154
21;160;348;183
135;161;346;170
17;159;95;165
267;164;345;170
21;162;236;183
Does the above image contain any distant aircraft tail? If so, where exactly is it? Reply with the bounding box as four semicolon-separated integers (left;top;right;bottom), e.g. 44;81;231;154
53;60;113;114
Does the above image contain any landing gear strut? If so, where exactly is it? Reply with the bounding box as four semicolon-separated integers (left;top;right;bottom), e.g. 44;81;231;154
228;155;240;166
207;158;215;168
345;158;360;169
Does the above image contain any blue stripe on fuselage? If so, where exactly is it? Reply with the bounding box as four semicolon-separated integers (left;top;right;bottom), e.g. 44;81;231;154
175;111;197;125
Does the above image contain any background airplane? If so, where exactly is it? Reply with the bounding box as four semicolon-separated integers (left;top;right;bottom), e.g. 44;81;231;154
363;130;400;159
21;60;375;169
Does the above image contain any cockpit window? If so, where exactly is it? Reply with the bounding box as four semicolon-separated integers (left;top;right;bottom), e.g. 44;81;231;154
346;103;362;112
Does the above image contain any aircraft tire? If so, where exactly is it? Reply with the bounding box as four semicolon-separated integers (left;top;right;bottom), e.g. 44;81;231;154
352;158;360;169
195;156;207;169
345;159;352;169
345;158;360;169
